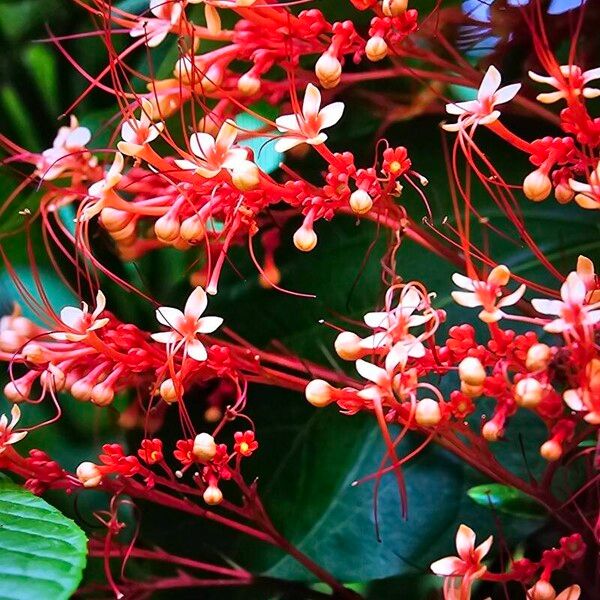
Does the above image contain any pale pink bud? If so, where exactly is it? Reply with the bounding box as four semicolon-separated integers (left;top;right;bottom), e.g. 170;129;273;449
523;169;552;202
458;356;486;386
91;383;115;406
100;207;132;232
526;343;551;371
180;215;205;242
334;331;363;360
4;379;32;403
482;420;502;441
160;378;178;403
527;580;556;600
231;160;260;191
193;432;217;461
237;72;261;96
40;365;66;392
203;485;223;505
305;379;334;407
77;461;102;488
514;378;544;408
349;189;373;214
415;398;442;427
154;214;180;243
554;182;574;204
540;439;562;462
293;225;317;252
365;36;388;62
70;379;93;402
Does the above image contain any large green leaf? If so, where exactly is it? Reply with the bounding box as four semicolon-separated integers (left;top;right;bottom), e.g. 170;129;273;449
0;480;87;600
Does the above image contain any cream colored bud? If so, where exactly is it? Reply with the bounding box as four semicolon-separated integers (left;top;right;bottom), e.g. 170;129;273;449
554;182;574;204
461;382;483;398
70;380;93;402
320;76;341;90
540;440;562;462
349;189;373;214
100;207;132;232
154;214;180;243
180;215;205;242
22;343;47;365
382;0;409;17
193;432;217;461
526;343;551;371
203;485;223;505
231;160;260;191
527;580;556;600
315;53;342;85
482;420;502;441
514;377;544;408
523;169;552;202
160;378;178;403
415;398;442;427
293;225;317;252
77;462;102;488
458;356;486;386
91;383;115;407
238;72;261;96
365;36;388;61
305;379;334;407
334;331;363;361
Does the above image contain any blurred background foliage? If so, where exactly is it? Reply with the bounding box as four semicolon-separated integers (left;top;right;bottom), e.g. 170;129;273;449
0;0;598;598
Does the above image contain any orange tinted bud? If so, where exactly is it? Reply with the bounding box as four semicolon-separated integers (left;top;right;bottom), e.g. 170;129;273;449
540;439;562;462
203;485;223;505
91;383;115;407
382;0;408;16
204;406;222;422
100;207;132;232
305;379;334;407
488;264;511;286
334;331;363;360
293;225;317;252
22;343;47;365
523;169;552;202
193;432;217;461
154;214;180;243
482;420;502;441
258;264;281;289
160;378;178;403
71;380;93;402
180;215;205;242
315;53;342;86
458;356;486;386
415;398;442;427
527;581;556;600
365;36;388;61
238;72;261;96
554;182;574;204
349;189;373;214
526;343;551;371
232;161;260;191
77;462;102;488
461;382;483;398
514;377;544;408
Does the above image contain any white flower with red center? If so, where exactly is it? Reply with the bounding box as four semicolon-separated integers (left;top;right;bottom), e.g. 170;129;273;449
430;524;492;597
529;64;600;104
175;120;248;178
568;161;600;210
0;405;27;455
118;98;164;156
443;66;521;132
531;272;600;335
274;83;345;152
81;153;125;222
51;290;110;342
130;0;184;47
151;286;223;362
35;115;93;181
451;265;526;323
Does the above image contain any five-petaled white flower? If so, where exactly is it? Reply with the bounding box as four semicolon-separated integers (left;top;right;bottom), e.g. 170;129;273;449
431;524;492;599
529;65;600;104
531;272;600;335
130;0;184;47
118;98;165;156
274;83;344;152
175;120;248;178
51;290;110;342
35;115;93;181
443;66;521;132
0;405;27;455
81;153;125;222
451;265;526;323
152;286;223;361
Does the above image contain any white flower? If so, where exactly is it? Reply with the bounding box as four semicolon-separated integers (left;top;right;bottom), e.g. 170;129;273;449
0;405;27;454
443;66;521;132
531;272;600;335
529;65;600;104
35;115;93;180
130;0;183;47
451;265;526;323
275;83;344;152
118;98;164;156
175;120;248;178
81;153;124;221
151;286;223;361
51;290;110;342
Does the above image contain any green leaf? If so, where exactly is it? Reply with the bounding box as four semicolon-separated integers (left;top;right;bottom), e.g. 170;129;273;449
0;481;88;600
467;483;547;519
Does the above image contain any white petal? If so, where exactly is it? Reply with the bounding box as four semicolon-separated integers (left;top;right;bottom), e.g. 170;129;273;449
446;100;478;115
121;120;139;143
302;83;321;120
318;102;344;129
493;83;521;105
359;332;391;350
175;159;199;171
92;290;107;319
364;311;391;329
531;298;563;316
536;91;565;104
186;338;208;361
430;556;465;576
60;306;84;329
528;70;556;85
306;132;328;146
66;127;91;148
451;291;481;308
215;120;238;150
156;306;185;328
185;286;208;320
477;66;501;101
355;359;387;386
497;284;526;308
456;524;476;560
274;136;304;153
190;132;215;160
563;389;584;411
151;331;177;344
567;179;591;193
452;273;476;291
561;272;586;305
221;148;248;169
197;316;223;334
275;114;301;133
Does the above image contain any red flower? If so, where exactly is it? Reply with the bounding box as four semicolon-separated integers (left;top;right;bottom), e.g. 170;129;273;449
174;439;194;465
382;146;411;177
138;438;163;465
233;431;258;457
99;444;140;477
